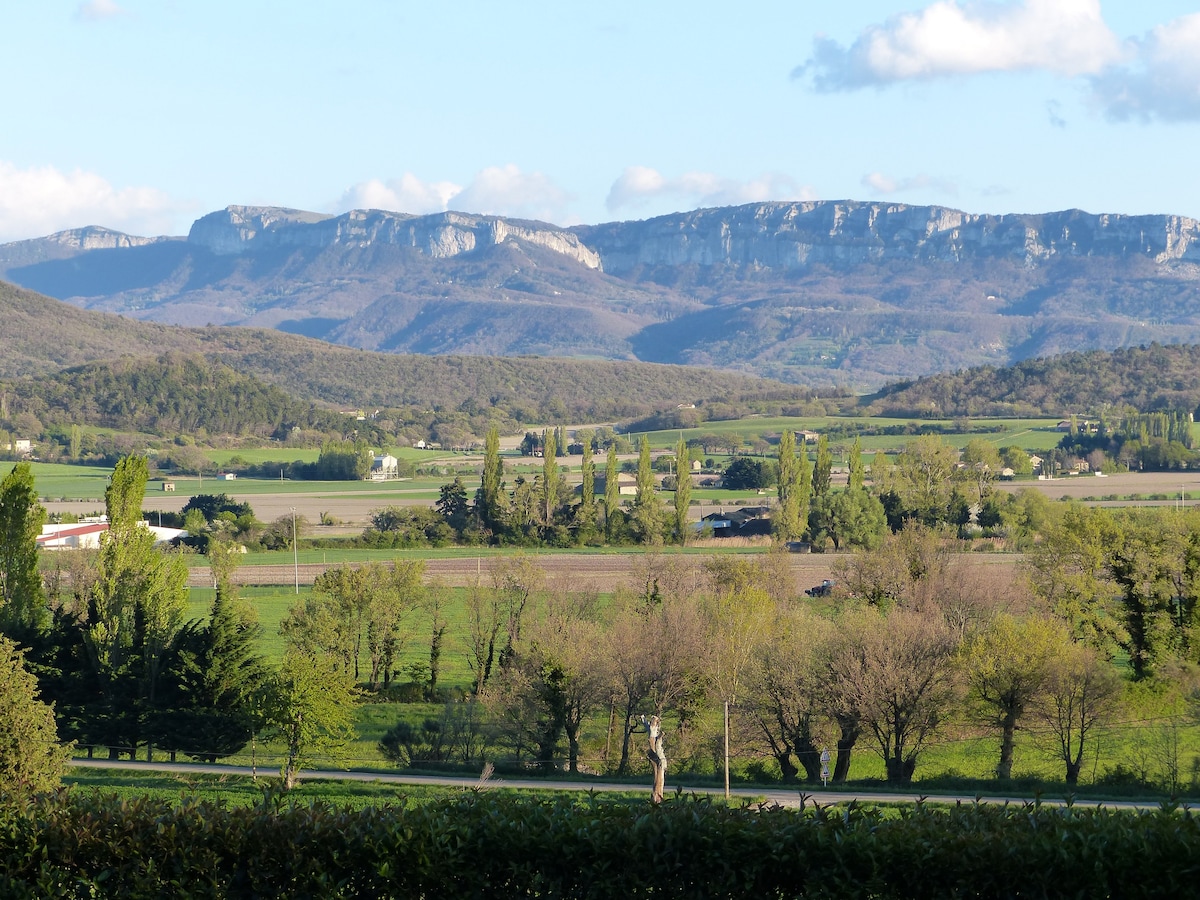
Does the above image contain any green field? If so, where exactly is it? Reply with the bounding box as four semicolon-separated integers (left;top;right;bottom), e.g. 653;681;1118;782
24;462;113;501
636;416;1067;454
186;582;479;687
203;445;451;466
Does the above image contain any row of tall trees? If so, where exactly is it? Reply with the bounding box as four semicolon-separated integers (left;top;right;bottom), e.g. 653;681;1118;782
0;459;363;788
405;427;690;548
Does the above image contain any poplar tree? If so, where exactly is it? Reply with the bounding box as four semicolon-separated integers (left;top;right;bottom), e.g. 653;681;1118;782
84;455;188;758
0;462;47;639
774;431;802;542
813;434;832;497
797;439;813;538
674;438;691;545
541;428;561;527
578;437;597;529
604;448;621;542
632;436;663;544
848;436;866;492
478;425;505;533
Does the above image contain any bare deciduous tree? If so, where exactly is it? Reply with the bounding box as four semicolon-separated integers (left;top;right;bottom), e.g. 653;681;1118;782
826;605;960;784
1036;642;1123;786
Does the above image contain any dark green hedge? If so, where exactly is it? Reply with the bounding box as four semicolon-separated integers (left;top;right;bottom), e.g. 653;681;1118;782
1;791;1197;898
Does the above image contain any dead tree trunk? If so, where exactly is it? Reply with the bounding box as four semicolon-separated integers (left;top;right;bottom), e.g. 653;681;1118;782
647;715;666;804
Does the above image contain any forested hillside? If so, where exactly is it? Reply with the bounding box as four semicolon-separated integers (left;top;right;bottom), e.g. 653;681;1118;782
0;354;350;439
0;281;832;443
863;343;1200;417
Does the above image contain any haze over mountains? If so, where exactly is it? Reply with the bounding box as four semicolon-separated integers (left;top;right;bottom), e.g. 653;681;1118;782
5;200;1200;389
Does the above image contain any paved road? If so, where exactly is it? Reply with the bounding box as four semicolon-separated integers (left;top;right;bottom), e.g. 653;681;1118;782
69;758;1158;812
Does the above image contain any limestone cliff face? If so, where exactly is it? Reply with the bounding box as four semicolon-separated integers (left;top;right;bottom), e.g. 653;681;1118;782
186;206;336;254
573;201;1200;275
41;226;170;252
187;206;601;269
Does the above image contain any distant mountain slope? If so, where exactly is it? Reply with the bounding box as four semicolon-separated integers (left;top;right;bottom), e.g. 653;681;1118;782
0;280;205;376
862;343;1200;418
6;200;1200;388
0;281;817;426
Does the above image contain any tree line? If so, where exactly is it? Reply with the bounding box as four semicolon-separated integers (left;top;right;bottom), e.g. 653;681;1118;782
3;451;1198;792
865;342;1200;420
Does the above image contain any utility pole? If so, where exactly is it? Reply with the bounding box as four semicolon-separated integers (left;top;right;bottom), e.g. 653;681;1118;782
291;506;299;594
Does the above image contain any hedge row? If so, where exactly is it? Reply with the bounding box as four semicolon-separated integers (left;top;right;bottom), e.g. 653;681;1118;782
0;790;1197;898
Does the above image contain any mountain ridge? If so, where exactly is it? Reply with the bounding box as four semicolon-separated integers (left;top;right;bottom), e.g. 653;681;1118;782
6;199;1200;388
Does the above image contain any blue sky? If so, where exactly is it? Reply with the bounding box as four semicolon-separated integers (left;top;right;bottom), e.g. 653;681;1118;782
2;1;1199;241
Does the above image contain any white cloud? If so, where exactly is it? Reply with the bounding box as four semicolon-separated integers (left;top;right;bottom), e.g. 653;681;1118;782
0;161;182;243
76;0;126;21
798;0;1124;90
334;165;574;224
1089;13;1200;122
452;165;574;223
606;166;815;213
862;171;957;197
336;174;462;216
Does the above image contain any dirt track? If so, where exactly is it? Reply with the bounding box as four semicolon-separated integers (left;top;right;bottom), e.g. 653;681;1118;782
190;548;1025;593
194;552;841;593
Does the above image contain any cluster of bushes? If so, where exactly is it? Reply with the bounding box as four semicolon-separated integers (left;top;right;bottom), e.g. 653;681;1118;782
0;791;1195;898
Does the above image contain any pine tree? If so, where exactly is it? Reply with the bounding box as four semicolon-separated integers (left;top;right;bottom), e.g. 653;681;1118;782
0;636;70;795
166;540;268;761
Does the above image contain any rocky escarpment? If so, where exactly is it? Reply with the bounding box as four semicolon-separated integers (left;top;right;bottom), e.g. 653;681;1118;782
188;206;601;269
573;201;1200;275
0;226;176;271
